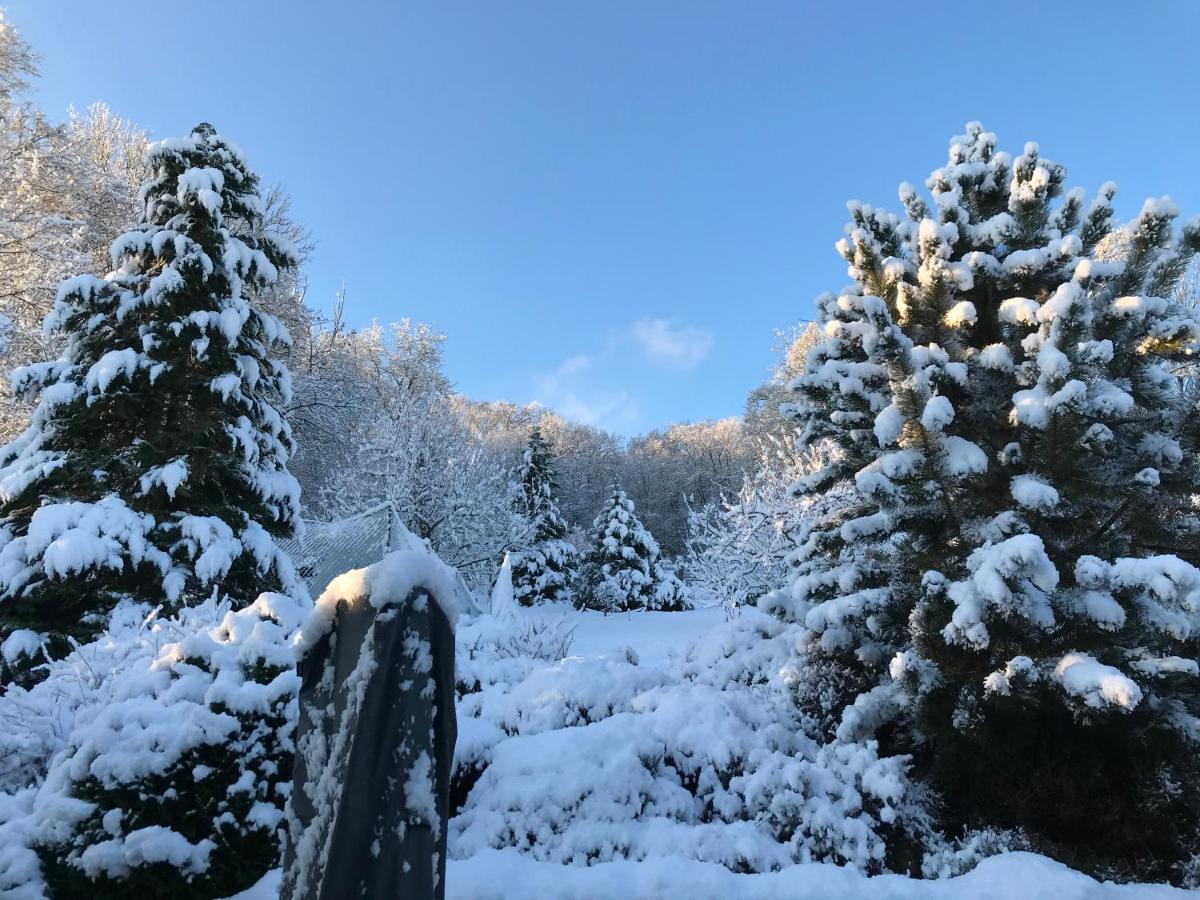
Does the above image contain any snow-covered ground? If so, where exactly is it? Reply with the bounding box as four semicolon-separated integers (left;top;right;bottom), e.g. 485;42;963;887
447;849;1190;899
235;849;1190;900
528;604;729;667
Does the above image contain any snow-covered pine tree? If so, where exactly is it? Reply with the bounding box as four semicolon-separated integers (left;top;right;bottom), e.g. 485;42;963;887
510;426;577;605
580;482;661;611
783;123;1200;878
0;125;302;898
0;123;300;675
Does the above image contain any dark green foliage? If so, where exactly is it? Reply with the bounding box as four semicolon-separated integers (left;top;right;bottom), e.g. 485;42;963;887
920;684;1200;883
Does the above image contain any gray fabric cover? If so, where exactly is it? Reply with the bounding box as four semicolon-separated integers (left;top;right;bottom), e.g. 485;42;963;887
281;587;456;900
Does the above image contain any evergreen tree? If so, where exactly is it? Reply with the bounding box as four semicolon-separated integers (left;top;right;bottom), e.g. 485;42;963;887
0;125;303;896
647;558;692;612
510;426;577;604
0;123;300;676
784;123;1200;878
580;482;661;611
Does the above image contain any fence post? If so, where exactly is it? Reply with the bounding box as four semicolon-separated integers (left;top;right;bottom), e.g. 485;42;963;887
281;579;456;900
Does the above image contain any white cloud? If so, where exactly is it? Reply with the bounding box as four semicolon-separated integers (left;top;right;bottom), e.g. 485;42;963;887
533;354;639;432
526;317;711;433
628;318;714;370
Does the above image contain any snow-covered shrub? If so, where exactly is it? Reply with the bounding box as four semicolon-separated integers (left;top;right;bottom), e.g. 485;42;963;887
487;617;577;663
449;606;931;875
920;826;1033;880
731;739;931;874
782;122;1200;880
458;599;575;679
647;561;692;612
0;602;159;796
685;438;847;611
0;592;303;898
460;653;669;737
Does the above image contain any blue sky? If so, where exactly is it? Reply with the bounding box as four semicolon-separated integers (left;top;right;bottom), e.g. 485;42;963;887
8;1;1200;435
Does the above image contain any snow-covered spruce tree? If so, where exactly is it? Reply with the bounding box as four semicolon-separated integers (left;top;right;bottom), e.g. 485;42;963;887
648;559;692;612
509;426;577;605
579;482;660;611
0;125;303;897
783;123;1200;878
0;123;299;675
578;481;688;612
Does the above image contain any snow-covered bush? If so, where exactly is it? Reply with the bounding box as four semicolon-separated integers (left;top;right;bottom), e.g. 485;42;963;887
685;440;851;611
450;605;931;875
920;826;1033;880
782;122;1200;880
648;560;692;612
483;617;577;663
0;592;303;899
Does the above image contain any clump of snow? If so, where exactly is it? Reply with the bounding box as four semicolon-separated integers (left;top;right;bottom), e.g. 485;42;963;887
490;553;517;619
940;436;987;477
943;535;1059;650
921;396;954;432
1011;475;1060;510
1053;653;1142;711
999;297;1040;325
0;629;43;666
874;403;905;445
